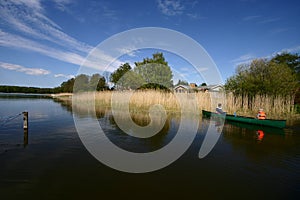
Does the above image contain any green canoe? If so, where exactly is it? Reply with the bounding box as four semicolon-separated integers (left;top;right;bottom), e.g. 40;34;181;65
202;110;286;128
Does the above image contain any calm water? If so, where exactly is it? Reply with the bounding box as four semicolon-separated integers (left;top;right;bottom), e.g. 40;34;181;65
0;96;299;199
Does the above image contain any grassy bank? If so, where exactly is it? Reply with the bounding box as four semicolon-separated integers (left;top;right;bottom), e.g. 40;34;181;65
60;90;300;120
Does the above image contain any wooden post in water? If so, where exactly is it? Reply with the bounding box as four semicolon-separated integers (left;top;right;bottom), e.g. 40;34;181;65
24;129;28;147
23;111;28;130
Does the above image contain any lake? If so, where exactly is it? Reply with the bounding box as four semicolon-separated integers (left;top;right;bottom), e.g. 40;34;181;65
0;95;299;199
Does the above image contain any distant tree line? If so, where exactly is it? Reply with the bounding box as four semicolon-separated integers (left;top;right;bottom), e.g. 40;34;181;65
0;85;58;94
0;73;108;94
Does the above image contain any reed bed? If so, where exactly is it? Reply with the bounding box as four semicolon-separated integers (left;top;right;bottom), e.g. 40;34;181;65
69;90;297;120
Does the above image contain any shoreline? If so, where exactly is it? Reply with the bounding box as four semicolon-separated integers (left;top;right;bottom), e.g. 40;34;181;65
50;93;73;98
53;91;300;121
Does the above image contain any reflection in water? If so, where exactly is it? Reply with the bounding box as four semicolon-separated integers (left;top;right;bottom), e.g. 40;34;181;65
256;130;264;142
1;96;299;199
221;120;296;154
23;129;28;147
57;97;176;153
224;120;285;135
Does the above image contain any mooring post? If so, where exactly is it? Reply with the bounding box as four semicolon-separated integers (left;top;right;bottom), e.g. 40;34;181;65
24;129;28;147
23;111;28;130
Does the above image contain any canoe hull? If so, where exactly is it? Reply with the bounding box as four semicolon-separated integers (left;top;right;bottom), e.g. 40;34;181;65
202;110;286;128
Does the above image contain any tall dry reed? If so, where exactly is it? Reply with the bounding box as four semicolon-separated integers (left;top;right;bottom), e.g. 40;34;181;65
69;90;296;119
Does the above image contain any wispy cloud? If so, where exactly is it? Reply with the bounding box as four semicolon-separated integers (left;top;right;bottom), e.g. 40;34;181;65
232;45;300;67
243;15;261;21
0;0;124;73
242;15;281;25
54;74;75;79
186;13;206;20
52;0;73;12
231;53;256;66
271;45;300;56
157;0;184;16
258;17;281;24
117;46;139;57
0;30;86;66
0;61;50;75
179;66;208;72
270;28;290;34
0;30;123;72
0;0;93;54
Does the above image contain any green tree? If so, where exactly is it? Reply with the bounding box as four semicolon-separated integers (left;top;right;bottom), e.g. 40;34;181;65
271;52;300;79
225;58;299;108
73;74;89;92
120;71;145;90
175;79;189;86
225;58;298;96
89;73;108;91
271;52;300;104
110;63;132;87
60;78;75;93
134;52;173;89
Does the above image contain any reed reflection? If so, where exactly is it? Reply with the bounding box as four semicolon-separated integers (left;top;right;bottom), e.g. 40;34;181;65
58;98;177;153
102;111;174;153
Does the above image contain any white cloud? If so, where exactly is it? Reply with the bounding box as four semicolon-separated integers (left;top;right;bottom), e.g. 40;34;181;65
157;0;184;16
186;13;206;20
0;61;50;75
0;0;126;74
117;46;139;57
178;66;207;73
276;45;300;54
258;17;281;24
0;0;93;54
232;45;300;67
0;30;122;72
0;30;86;66
52;0;73;12
243;15;261;21
54;74;75;79
231;53;256;66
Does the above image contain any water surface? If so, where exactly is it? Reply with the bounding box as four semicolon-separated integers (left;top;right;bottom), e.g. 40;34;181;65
0;96;299;199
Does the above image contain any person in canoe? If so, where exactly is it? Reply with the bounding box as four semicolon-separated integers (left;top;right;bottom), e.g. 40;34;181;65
216;103;226;114
257;108;266;120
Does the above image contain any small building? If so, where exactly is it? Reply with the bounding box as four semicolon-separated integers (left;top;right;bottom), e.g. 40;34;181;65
174;85;189;93
174;84;224;93
189;83;197;88
208;84;224;92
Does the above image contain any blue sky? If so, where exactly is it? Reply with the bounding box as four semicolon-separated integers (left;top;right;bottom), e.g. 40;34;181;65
0;0;300;88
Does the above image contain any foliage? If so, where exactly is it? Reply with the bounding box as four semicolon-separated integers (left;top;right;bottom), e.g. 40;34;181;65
225;56;299;110
200;83;207;86
134;53;173;89
109;63;132;86
271;52;300;104
73;74;89;92
118;70;145;90
110;52;173;90
72;74;109;92
271;52;300;79
89;74;108;91
225;58;298;97
175;79;189;86
0;85;56;94
60;78;75;93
